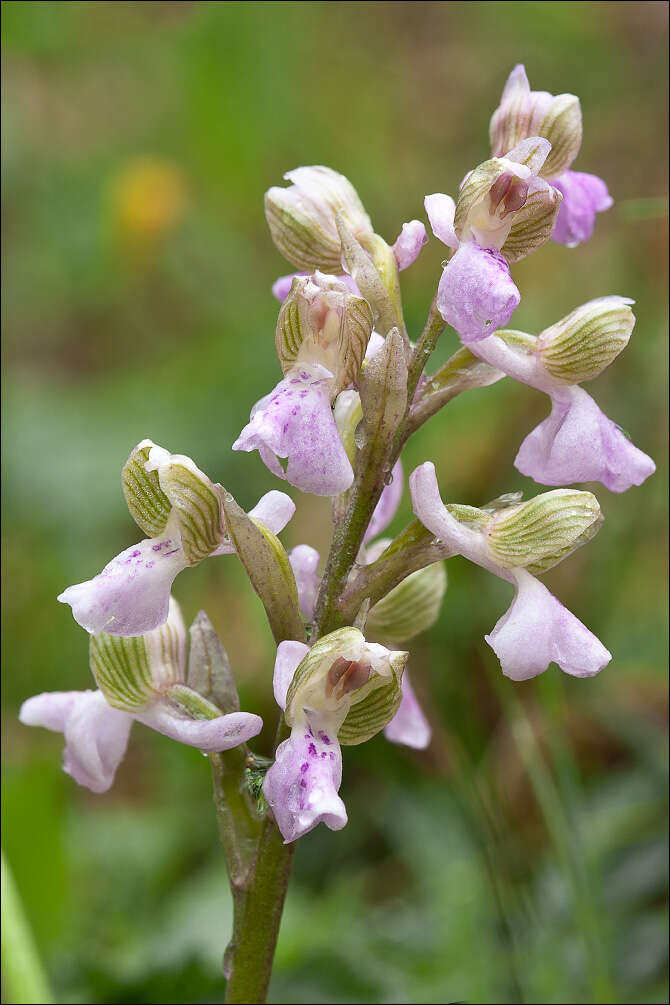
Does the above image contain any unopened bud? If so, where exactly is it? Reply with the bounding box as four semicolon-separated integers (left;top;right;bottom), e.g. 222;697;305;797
265;166;373;273
490;65;582;179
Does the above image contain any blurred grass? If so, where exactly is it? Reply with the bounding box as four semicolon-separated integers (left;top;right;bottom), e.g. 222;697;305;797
2;3;668;1003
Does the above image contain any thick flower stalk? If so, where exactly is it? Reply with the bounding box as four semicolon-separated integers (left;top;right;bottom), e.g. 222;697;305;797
19;599;262;792
490;64;613;247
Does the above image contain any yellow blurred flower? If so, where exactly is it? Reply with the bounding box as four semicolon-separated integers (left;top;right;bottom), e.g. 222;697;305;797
107;157;187;258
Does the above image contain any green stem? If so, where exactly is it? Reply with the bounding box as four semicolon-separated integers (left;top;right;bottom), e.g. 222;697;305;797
219;297;449;1001
1;850;54;1005
224;817;295;1004
405;297;446;405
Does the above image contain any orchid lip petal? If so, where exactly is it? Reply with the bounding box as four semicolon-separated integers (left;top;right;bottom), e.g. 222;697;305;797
436;243;520;342
58;535;188;637
263;722;347;842
233;364;354;496
20;690;132;794
486;569;611;681
514;386;655;493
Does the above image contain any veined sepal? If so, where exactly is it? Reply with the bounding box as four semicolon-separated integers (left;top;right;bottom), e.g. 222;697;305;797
264;165;373;273
490;66;582;179
366;560;447;644
487;489;603;575
122;440;171;537
275;273;373;394
122;441;225;566
284;628;407;746
89;597;186;712
537;297;635;384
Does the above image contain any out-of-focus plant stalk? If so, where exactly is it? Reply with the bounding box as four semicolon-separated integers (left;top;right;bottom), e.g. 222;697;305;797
1;850;54;1005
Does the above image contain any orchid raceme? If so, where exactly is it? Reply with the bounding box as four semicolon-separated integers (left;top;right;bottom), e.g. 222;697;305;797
490;64;613;247
410;462;611;680
451;298;655;492
19;599;262;793
19;63;656;1005
425;136;562;341
58;440;295;635
264;630;408;842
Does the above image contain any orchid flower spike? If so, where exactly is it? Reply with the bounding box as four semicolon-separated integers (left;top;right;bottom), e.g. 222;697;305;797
58;440;295;636
234;272;374;495
425;137;562;340
287;461;442;751
490;64;613;247
19;599;263;793
264;629;408;842
450;297;655;492
264;165;426;278
410;462;612;681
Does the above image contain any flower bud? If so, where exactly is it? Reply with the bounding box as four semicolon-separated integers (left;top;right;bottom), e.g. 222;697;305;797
490;65;582;180
487;489;602;575
285;628;407;746
366;561;447;644
265;166;373;272
276;272;373;394
537;297;635;385
90;597;186;712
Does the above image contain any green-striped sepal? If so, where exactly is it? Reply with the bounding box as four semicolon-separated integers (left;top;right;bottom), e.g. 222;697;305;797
285;628;407;746
123;441;225;566
487;489;603;575
537;297;635;385
366;560;447;644
90;596;186;711
275;273;373;395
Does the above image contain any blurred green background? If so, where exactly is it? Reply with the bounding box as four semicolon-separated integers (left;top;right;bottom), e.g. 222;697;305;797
2;2;668;1003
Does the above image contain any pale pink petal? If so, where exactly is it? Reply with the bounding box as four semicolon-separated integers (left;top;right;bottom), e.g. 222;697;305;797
393;220;427;270
137;700;262;753
424;193;459;250
58;536;188;637
21;690;132;793
272;640;311;710
384;673;431;749
515;386;655;493
233;364;354;496
248;491;296;535
288;546;321;620
436;243;520;342
486;570;611;681
263;723;347;842
364;459;403;543
551;171;613;247
272;272;308;302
